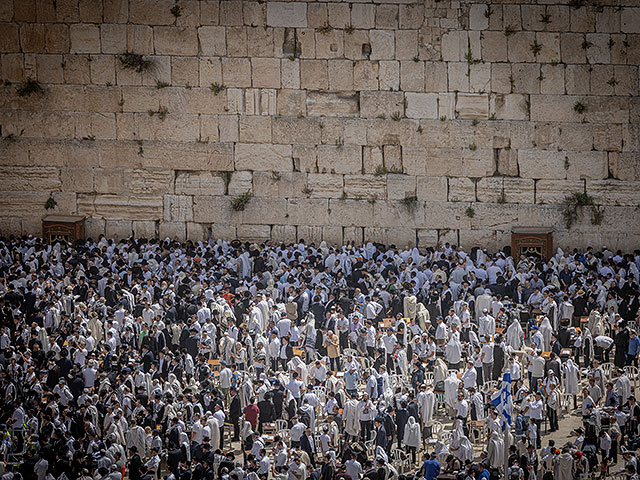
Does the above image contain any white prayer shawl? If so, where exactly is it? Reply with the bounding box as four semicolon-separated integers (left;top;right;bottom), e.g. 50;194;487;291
588;311;602;336
403;417;421;448
563;359;580;395
434;441;450;465
554;453;574;480
343;399;361;437
38;328;50;353
416;303;430;331
487;432;505;469
505;320;523;350
395;349;408;377
288;357;308;385
475;293;492;319
434;358;448;385
444;373;461;408
403;295;417;321
208;416;221;450
539;317;553;351
126;425;146;458
88;316;104;344
616;375;632;405
417;390;435;425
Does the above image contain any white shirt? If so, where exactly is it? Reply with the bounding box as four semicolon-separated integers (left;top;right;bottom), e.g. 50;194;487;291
462;368;477;389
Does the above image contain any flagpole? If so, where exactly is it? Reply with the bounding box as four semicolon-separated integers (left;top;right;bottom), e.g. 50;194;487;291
504;419;510;480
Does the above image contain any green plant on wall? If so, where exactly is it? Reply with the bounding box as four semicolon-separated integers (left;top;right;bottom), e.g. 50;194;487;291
17;78;44;97
231;191;253;211
45;194;57;210
563;192;594;229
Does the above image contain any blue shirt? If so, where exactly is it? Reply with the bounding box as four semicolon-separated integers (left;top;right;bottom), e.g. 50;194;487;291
629;336;640;356
423;459;440;480
344;370;358;390
478;469;490;480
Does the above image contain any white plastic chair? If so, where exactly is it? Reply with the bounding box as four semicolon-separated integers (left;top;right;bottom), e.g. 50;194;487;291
275;419;288;432
391;449;410;474
624;366;639;387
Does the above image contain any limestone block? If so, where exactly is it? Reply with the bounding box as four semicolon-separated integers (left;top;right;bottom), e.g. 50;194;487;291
192;195;236;224
569;7;594;32
281;59;300;89
386;174;416;200
0;24;19;53
159;222;186;240
154;27;197;55
300;60;328;90
507;32;535;63
596;8;620;33
459;229;511;251
402;147;427;175
277;89;306;116
386;228;417;249
315;29;344;59
135;113;199;142
594;124;622;152
491;63;512;94
588;180;640;206
297;28;315;59
384;145;402;172
344;175;386;199
171;56;199;87
518;150;567;180
477;177;535;204
240;197;288;225
470;64;491;93
492;94;528;121
416;176;448;202
622;8;640;33
561;33;586;64
91;194;163;220
293;145;318;173
297;225;324;244
456;94;489;119
222;58;252;88
235;143;292;172
175;171;226;196
271;225;297;244
512;63;540;94
220;0;243;26
303;90;356;116
69;24;100;54
227;171;253;197
328;59;354;91
353;61;379;91
184;222;207;241
212;225;237;240
251;172;307;199
503;5;522;30
405;93;437;119
590;65;614;96
392;30;416;60
417;229;438;248
468;203;519;230
287;198;328;225
530;95;582;123
131;220;156;238
448;62;469;93
351;4;375;29
128;0;174;25
360;91;403;118
426;62;448;92
305;173;343;199
94;168;125;194
481;31;507;63
565;151;608;180
0;166;60;191
320;118;367;146
198;26;227;56
615;66;639;97
272;117;321;144
540;64;565;95
239;116;272;143
226;27;247;56
62;55;89;84
20;24;45;53
421;201;471;230
398;3;423;29
36;55;64;84
342;226;362;246
307;3;327;28
344;30;370;60
369;30;395;60
100;24;126;54
440;30;467;62
363;146;384;174
125;25;154;54
247;27;274;57
318;145;362;175
61;167;94;193
400;61;425;92
565;65;590;95
379;61;400;91
328;199;375;226
45;24;70;54
535;180;585;205
438;93;456;120
448;177;476;202
470;4;489;30
124;168;173;195
105;220;133;239
375;4;398;29
267;2;307;28
584;33;610;64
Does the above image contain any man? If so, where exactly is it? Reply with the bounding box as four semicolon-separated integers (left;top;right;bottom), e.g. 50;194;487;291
420;453;441;480
300;427;316;467
374;417;387;450
546;383;559;432
461;361;477;389
523;392;543;448
229;388;242;441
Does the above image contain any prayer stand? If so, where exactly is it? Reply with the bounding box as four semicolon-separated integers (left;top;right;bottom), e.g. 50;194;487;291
510;227;553;261
42;215;86;243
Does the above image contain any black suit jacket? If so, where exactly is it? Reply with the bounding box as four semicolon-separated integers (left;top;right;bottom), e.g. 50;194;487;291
300;434;315;463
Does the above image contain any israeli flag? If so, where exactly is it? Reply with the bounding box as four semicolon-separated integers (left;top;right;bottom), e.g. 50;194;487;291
490;372;513;431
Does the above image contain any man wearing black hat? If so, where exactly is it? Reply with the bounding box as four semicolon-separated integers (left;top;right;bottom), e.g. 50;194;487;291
128;446;143;480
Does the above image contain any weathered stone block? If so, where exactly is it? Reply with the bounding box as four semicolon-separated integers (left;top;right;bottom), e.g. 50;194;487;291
481;31;507;63
240;197;288;225
379;61;400;91
175;171;225;196
70;24;100;53
518;150;566;180
234;143;292;172
154;26;198;55
456;94;489;119
198;26;226;56
425;62;448;92
105;220;133;239
316;29;344;59
287;198;328;225
396;30;417;60
296;225;323;244
328;199;375;226
127;169;174;195
561;33;586;63
360;91;403;118
512;63;540;94
440;30;467;62
405;93;437;119
222;58;251;87
492;94;528;121
416;176;448;202
566;151;608;180
159;221;186;240
448;177;476;202
507;32;535;63
344;175;386;199
535;180;584;205
621;8;640;33
271;225;297;244
226;26;247;56
417;229;438;248
540;64;565;95
304;91;359;118
251;57;281;89
318;145;362;175
267;2;307;28
328;59;354;91
448;62;469;93
400;61;425;92
90;194;163;220
370;30;395;60
353;61;379;91
477;177;535;204
351;4;375;29
300;60;328;90
343;226;363;245
272;117;321;145
386;174;416;200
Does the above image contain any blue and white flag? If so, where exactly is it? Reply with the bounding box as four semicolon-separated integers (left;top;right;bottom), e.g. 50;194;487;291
490;372;513;431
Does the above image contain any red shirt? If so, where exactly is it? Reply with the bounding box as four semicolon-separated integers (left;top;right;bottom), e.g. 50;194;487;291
243;404;260;427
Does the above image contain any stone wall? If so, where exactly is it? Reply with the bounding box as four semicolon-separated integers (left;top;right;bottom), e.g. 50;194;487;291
0;0;639;251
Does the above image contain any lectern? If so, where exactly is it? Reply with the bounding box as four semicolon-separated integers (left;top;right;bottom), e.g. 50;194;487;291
511;227;553;260
42;215;86;243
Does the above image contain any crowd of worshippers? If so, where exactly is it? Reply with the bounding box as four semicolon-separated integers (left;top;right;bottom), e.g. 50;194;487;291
0;234;639;480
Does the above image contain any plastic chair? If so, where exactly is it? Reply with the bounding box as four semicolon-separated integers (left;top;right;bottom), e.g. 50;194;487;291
275;419;288;432
624;366;639;387
391;449;410;474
